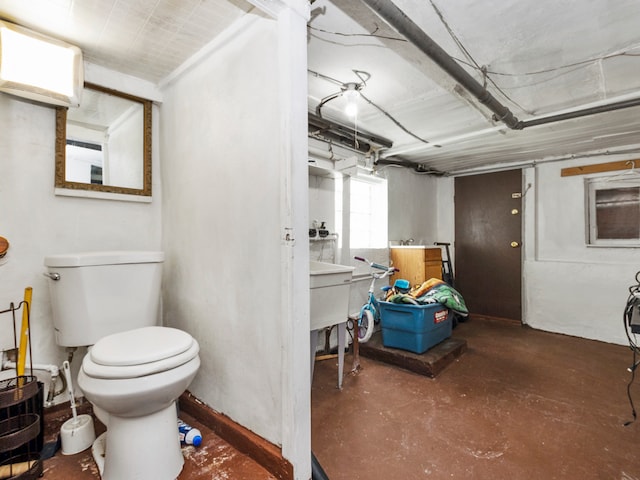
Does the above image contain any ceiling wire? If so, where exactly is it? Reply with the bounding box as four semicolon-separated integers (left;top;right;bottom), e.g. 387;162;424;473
479;65;588;90
428;0;533;114
308;31;392;49
308;4;640;106
428;0;640;107
456;49;640;77
359;92;438;146
308;69;344;87
308;69;436;146
308;24;408;43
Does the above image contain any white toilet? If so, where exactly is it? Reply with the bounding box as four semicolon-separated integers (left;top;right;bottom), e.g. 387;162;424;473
44;251;200;480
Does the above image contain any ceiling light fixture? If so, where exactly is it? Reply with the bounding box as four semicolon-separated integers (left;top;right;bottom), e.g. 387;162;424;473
342;82;361;117
0;21;83;107
315;71;369;120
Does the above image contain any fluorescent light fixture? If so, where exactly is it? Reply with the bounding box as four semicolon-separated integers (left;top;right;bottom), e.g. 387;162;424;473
0;21;83;107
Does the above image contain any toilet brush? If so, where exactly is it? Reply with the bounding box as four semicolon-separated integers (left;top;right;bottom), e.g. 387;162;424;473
60;360;96;455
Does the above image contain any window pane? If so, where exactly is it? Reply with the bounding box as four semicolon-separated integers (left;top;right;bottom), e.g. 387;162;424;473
350;177;388;248
595;187;640;240
594;186;640;240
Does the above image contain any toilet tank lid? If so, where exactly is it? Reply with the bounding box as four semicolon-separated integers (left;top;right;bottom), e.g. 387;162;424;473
44;251;164;267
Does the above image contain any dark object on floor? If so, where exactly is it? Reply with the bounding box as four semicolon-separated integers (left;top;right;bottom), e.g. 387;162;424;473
359;331;466;377
40;434;61;460
311;451;329;480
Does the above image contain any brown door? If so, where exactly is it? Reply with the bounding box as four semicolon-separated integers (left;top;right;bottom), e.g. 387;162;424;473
454;170;522;321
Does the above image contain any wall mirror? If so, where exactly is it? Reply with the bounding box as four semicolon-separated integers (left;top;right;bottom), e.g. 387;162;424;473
55;82;152;197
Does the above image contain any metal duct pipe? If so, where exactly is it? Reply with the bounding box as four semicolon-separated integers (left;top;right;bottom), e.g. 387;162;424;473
308;112;394;153
376;157;445;175
518;96;640;128
361;0;640;131
360;0;521;130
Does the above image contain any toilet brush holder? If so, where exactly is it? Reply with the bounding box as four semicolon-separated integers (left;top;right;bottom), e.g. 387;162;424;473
60;360;95;455
61;413;96;455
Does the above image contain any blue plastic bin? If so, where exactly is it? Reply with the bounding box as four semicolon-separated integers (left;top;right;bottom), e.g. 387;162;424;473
378;301;452;354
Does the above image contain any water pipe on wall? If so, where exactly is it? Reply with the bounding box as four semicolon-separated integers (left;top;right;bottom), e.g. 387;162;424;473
3;359;66;406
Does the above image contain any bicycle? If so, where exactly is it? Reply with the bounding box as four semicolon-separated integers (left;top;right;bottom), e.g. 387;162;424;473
353;256;399;343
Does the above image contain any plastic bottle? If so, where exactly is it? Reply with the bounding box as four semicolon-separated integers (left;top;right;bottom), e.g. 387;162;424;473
177;419;202;447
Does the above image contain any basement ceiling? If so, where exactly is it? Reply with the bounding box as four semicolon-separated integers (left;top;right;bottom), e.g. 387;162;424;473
2;0;640;174
308;0;640;174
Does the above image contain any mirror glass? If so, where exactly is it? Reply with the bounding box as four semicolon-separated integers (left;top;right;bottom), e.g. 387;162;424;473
55;83;152;197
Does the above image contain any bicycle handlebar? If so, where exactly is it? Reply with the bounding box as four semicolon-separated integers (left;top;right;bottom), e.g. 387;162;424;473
354;256;399;272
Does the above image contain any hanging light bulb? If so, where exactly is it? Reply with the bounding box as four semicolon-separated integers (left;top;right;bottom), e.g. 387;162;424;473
343;83;360;117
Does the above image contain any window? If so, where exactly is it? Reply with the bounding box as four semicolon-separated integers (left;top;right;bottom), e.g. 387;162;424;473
587;177;640;246
349;176;388;248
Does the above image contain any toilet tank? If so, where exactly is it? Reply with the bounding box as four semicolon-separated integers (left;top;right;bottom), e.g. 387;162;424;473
44;251;164;347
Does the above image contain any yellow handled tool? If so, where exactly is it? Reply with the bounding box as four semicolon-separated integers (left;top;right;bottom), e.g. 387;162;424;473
17;286;32;377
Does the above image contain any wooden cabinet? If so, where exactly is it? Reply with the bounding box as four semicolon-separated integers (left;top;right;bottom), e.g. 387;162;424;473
390;246;442;287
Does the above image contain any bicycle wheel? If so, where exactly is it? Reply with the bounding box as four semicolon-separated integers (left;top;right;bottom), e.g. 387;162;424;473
358;309;375;343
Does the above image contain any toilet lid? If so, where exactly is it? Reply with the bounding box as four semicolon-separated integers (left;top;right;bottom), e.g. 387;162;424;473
90;326;193;366
82;340;199;379
83;327;199;379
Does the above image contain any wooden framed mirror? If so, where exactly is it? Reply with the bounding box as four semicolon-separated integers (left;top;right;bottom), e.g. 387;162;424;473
55;82;152;197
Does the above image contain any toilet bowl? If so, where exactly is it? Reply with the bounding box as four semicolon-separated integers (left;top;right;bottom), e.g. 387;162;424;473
44;251;201;479
78;326;200;480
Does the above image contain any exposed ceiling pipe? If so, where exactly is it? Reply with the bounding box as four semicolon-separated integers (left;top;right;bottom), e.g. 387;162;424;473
518;97;640;128
360;0;640;131
308;113;446;174
360;0;521;130
375;158;445;175
308;112;393;153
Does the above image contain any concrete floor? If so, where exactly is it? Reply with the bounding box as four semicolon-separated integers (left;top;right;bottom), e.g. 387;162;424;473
311;317;640;480
22;316;640;479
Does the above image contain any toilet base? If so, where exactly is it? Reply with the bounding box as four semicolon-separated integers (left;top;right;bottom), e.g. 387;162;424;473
101;401;183;480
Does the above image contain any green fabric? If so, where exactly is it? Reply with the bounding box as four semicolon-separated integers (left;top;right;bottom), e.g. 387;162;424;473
418;284;469;316
386;293;419;305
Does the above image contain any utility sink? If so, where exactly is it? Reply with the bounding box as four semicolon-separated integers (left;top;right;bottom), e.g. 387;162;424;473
309;261;354;330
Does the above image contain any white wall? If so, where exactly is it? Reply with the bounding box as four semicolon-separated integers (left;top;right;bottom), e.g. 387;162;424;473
0;91;162;384
427;156;638;346
371;156;637;346
160;13;282;444
309;174;338;263
386;166;440;245
159;7;310;477
522;156;640;344
307;166;442;321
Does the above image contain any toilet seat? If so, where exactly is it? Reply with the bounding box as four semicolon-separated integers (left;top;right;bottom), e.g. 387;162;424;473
82;326;199;379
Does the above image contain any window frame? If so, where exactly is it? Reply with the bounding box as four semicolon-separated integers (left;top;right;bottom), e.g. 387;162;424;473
585;176;640;247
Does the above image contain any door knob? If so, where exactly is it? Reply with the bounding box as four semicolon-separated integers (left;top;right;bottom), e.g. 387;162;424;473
510;241;520;248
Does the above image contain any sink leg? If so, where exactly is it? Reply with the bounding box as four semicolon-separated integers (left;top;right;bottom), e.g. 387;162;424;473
337;322;346;390
310;329;319;387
